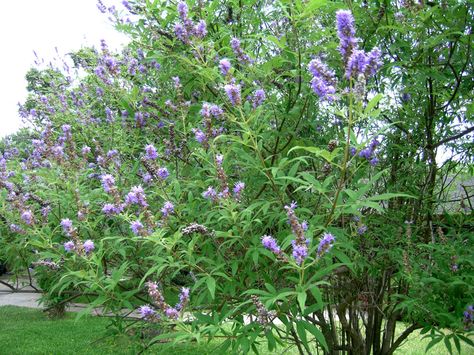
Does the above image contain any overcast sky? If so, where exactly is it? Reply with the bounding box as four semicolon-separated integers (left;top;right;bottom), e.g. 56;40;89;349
0;0;128;138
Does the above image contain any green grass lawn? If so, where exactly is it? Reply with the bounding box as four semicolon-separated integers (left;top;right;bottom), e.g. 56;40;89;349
0;306;472;355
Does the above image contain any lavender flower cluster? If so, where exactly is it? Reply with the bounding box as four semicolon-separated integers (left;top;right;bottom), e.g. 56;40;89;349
261;202;335;265
251;295;277;327
357;138;380;166
138;281;190;322
193;102;224;147
307;10;382;100
202;154;245;203
463;305;473;330
174;2;207;44
61;218;95;255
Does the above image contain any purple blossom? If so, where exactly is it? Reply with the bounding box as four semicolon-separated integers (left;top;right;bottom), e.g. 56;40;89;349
81;146;91;155
359;148;372;160
193;20;207;38
215;154;224;166
64;241;75;252
301;220;308;231
219;58;231;75
357;225;368;235
336;10;358;63
51;145;64;159
144;144;158;160
401;93;411;103
230;37;251;64
107;149;118;158
21;210;34;225
60;218;73;233
62;124;71;135
233;181;245;199
317;233;335;257
165;307;179;319
200;103;212;118
100;174;116;193
139;305;156;319
177;1;188;20
252;89;266;108
83;240;95;253
364;47;382;77
172;76;181;89
102;203;121;216
261;235;281;254
308;58;337;100
345;49;367;79
192;128;207;144
161;201;174;217
369;157;379;166
202;186;218;200
174;23;188;43
210;104;224;118
157;167;169;180
224;84;241;106
130;220;144;235
10;224;24;233
143;173;153;184
125;186;148;208
291;240;308;265
176;287;190;311
122;1;132;11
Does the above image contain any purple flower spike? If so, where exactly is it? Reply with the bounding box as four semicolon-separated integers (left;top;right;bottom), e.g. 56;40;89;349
364;47;382;77
252;89;266;108
308;58;337;100
317;233;335;257
219;58;231;75
345;49;367;79
139;305;156;319
176;287;190;311
83;240;95;253
357;225;368;235
261;235;281;254
161;201;174;217
233;181;245;200
125;186;148;208
60;218;73;235
193;20;207;38
21;210;34;225
215;154;224;166
157;167;169;180
177;1;188;20
202;186;218;201
64;241;75;252
291;241;308;265
224;84;241;106
145;144;158;160
130;220;144;235
336;10;358;64
193;128;207;144
165;307;179;319
101;174;116;193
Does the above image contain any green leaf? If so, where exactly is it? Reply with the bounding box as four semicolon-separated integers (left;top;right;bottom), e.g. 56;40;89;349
206;277;216;300
364;93;383;115
367;193;415;201
426;336;443;353
297;288;307;312
458;334;474;348
303;321;328;351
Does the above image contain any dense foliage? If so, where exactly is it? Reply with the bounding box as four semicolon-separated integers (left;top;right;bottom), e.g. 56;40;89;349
1;1;473;354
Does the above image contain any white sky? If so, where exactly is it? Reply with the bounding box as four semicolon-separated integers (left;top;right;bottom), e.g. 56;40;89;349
0;0;128;138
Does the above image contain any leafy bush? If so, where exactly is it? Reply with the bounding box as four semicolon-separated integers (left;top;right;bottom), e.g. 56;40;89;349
0;1;473;354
